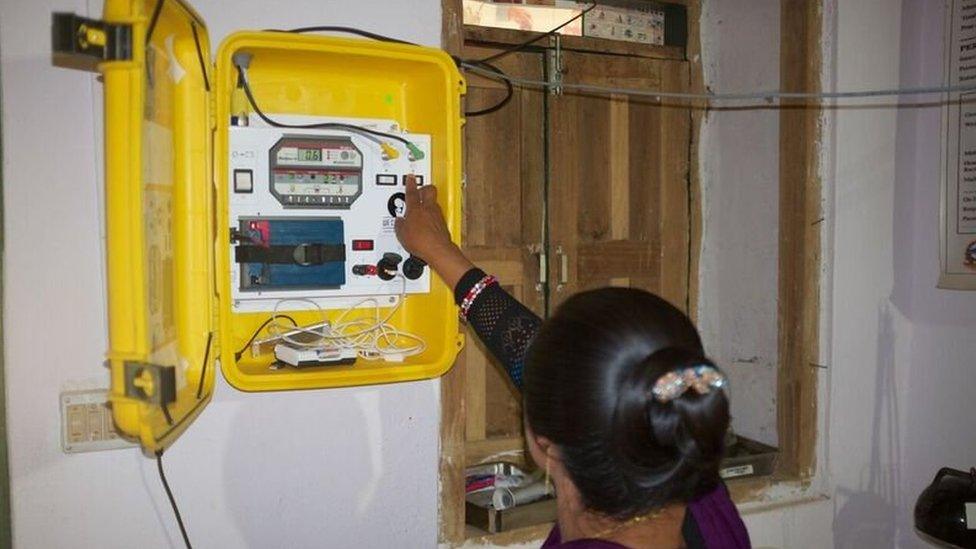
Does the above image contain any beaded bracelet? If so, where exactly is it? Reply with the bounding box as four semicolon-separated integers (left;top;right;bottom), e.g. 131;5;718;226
459;275;497;321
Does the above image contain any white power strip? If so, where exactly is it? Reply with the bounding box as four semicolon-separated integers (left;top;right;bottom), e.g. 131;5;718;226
274;343;358;368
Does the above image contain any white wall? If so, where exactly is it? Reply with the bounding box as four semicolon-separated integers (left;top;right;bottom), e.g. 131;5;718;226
6;0;975;548
828;0;976;546
697;0;782;446
1;1;445;548
711;0;976;547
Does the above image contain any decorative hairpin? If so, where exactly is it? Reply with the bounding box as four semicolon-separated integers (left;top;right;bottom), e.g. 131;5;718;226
651;365;728;403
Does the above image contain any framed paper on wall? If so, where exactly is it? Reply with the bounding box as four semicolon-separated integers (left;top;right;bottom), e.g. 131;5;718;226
941;0;976;289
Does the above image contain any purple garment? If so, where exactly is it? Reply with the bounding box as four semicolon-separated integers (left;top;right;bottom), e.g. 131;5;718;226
540;484;750;549
686;483;751;549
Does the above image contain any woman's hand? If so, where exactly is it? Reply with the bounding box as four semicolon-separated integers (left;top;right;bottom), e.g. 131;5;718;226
395;175;474;289
395;175;453;260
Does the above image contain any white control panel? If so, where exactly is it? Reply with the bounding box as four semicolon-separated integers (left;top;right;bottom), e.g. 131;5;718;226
228;115;432;313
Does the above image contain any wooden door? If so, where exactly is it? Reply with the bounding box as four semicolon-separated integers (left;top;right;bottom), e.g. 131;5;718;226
459;47;547;465
548;52;692;312
457;49;694;466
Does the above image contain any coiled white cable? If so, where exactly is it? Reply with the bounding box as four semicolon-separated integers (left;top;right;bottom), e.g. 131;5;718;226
264;275;427;362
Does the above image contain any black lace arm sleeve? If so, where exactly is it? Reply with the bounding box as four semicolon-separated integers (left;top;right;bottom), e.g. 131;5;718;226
454;268;542;389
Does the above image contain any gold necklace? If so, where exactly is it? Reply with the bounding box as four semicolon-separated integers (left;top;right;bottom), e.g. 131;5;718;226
587;509;664;542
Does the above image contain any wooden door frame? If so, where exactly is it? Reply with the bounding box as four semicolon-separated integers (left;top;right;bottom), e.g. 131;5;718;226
437;4;468;542
438;0;821;543
721;0;823;503
776;0;821;482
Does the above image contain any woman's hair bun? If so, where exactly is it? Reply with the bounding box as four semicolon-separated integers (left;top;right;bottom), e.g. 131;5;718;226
523;288;730;519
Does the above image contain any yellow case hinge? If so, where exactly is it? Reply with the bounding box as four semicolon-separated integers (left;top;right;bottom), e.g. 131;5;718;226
209;85;218;130
51;13;133;72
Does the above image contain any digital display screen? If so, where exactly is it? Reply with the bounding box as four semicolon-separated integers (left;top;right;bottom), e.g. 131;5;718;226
299;148;322;162
269;138;364;207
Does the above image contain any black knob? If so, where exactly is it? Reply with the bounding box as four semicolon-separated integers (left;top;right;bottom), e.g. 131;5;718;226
387;192;406;217
376;252;403;281
402;256;427;280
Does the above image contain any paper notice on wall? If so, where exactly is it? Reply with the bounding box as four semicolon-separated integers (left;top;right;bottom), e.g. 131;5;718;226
576;3;665;46
941;0;976;289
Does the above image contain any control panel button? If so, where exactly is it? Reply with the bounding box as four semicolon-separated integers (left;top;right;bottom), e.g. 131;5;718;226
405;174;424;186
234;169;254;193
376;174;398;186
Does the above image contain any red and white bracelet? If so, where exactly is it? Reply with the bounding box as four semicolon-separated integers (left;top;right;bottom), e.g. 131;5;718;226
459;275;497;321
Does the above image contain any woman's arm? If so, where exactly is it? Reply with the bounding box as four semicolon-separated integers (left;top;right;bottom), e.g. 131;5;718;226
451;268;541;388
395;176;541;388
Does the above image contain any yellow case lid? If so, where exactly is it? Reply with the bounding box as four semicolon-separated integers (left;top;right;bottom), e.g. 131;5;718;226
100;0;465;454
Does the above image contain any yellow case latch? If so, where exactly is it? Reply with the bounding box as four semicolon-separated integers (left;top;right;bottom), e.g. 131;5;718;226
123;362;177;407
51;13;133;73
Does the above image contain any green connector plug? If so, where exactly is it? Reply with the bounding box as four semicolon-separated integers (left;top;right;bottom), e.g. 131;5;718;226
406;142;425;161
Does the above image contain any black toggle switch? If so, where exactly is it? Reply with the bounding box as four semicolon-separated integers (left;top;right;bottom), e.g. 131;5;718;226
352;264;378;276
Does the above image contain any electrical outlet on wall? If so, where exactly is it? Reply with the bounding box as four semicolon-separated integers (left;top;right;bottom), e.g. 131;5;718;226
60;390;137;453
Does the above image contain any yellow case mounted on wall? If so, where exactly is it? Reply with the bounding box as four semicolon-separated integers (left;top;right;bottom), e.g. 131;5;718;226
58;0;465;454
